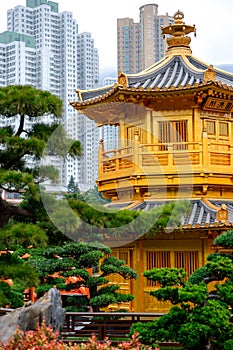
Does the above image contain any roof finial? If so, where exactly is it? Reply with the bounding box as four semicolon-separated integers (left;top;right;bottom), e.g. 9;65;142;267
161;10;196;55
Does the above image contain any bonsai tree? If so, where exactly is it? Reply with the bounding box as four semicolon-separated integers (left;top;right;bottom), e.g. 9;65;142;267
14;242;137;311
0;253;39;308
130;230;233;350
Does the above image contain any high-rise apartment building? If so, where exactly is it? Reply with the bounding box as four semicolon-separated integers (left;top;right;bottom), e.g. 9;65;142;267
72;31;100;188
0;0;99;188
117;4;173;74
100;76;119;152
103;77;117;87
100;125;119;152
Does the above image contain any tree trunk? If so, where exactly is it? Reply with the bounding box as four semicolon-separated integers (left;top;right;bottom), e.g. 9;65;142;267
15;114;25;136
0;196;34;227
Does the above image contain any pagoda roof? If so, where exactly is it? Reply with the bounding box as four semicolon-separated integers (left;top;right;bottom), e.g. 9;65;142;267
70;10;233;125
74;54;233;102
107;198;233;230
70;58;233;125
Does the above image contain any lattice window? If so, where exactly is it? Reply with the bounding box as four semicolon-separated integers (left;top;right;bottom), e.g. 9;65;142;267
174;251;199;277
126;124;144;144
219;122;229;136
109;249;131;298
111;250;129;265
158;120;187;150
146;251;171;286
119;251;129;264
206;120;215;135
126;126;135;144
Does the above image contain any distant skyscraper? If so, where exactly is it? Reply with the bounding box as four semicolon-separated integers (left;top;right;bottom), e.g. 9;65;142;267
117;4;173;74
100;125;119;151
100;76;119;152
103;77;117;86
0;0;99;187
71;31;100;188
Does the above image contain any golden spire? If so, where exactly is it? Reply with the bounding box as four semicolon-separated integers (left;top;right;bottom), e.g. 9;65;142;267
161;10;196;55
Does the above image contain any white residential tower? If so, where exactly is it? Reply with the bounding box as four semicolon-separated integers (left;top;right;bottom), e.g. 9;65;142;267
0;0;99;188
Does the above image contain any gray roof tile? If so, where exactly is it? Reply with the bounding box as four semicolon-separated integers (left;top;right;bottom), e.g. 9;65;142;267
73;51;233;110
127;56;205;90
119;199;233;229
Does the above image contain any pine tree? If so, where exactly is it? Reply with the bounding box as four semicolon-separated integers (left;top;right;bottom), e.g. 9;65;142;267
67;175;80;194
0;85;82;227
14;242;137;311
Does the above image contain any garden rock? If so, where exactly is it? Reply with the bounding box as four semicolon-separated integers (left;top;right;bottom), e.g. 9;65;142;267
0;287;65;343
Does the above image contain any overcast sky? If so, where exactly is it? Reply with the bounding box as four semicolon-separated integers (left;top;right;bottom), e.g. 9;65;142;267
0;0;233;72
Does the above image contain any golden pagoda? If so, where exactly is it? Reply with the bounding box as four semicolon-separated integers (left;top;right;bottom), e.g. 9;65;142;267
71;11;233;312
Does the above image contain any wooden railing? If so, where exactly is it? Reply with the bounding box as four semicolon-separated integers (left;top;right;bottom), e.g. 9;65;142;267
61;312;182;347
0;309;182;347
99;141;233;178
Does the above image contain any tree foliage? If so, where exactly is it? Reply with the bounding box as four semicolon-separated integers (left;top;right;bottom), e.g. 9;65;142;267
0;253;39;308
0;85;82;227
0;223;48;248
131;230;233;350
13;242;136;311
67;175;80;194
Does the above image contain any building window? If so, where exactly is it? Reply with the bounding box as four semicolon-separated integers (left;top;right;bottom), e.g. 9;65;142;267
126;124;144;144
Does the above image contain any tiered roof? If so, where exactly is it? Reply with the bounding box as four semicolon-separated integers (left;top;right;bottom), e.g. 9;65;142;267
70;10;233;231
107;199;233;230
70;10;233;123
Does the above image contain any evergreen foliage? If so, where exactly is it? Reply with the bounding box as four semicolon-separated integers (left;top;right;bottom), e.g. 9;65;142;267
130;230;233;349
13;242;136;311
67;175;79;194
0;85;82;227
0;253;39;308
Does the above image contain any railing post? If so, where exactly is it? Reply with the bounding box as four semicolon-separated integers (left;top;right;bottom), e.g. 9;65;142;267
167;144;174;167
133;129;140;172
98;139;104;177
230;145;233;167
115;149;120;171
202;130;209;167
100;322;105;341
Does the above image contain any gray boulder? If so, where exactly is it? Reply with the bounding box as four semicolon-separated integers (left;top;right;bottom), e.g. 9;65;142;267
0;287;66;343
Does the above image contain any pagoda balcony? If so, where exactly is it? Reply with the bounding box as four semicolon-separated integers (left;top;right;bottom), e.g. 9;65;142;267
98;140;233;181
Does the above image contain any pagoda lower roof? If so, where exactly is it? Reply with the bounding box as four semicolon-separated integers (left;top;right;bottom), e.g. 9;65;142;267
106;198;233;230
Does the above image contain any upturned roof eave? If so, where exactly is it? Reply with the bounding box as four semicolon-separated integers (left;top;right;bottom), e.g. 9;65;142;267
106;198;233;231
70;48;233;113
70;79;233;113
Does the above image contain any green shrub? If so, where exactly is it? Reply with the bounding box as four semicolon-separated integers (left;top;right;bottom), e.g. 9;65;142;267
0;281;24;308
0;323;159;350
224;339;233;350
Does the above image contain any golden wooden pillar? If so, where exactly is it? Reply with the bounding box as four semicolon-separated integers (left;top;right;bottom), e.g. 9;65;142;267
201;130;209;168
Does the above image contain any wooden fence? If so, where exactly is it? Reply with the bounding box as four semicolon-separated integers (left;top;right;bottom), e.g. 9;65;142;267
0;309;182;347
61;312;183;348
